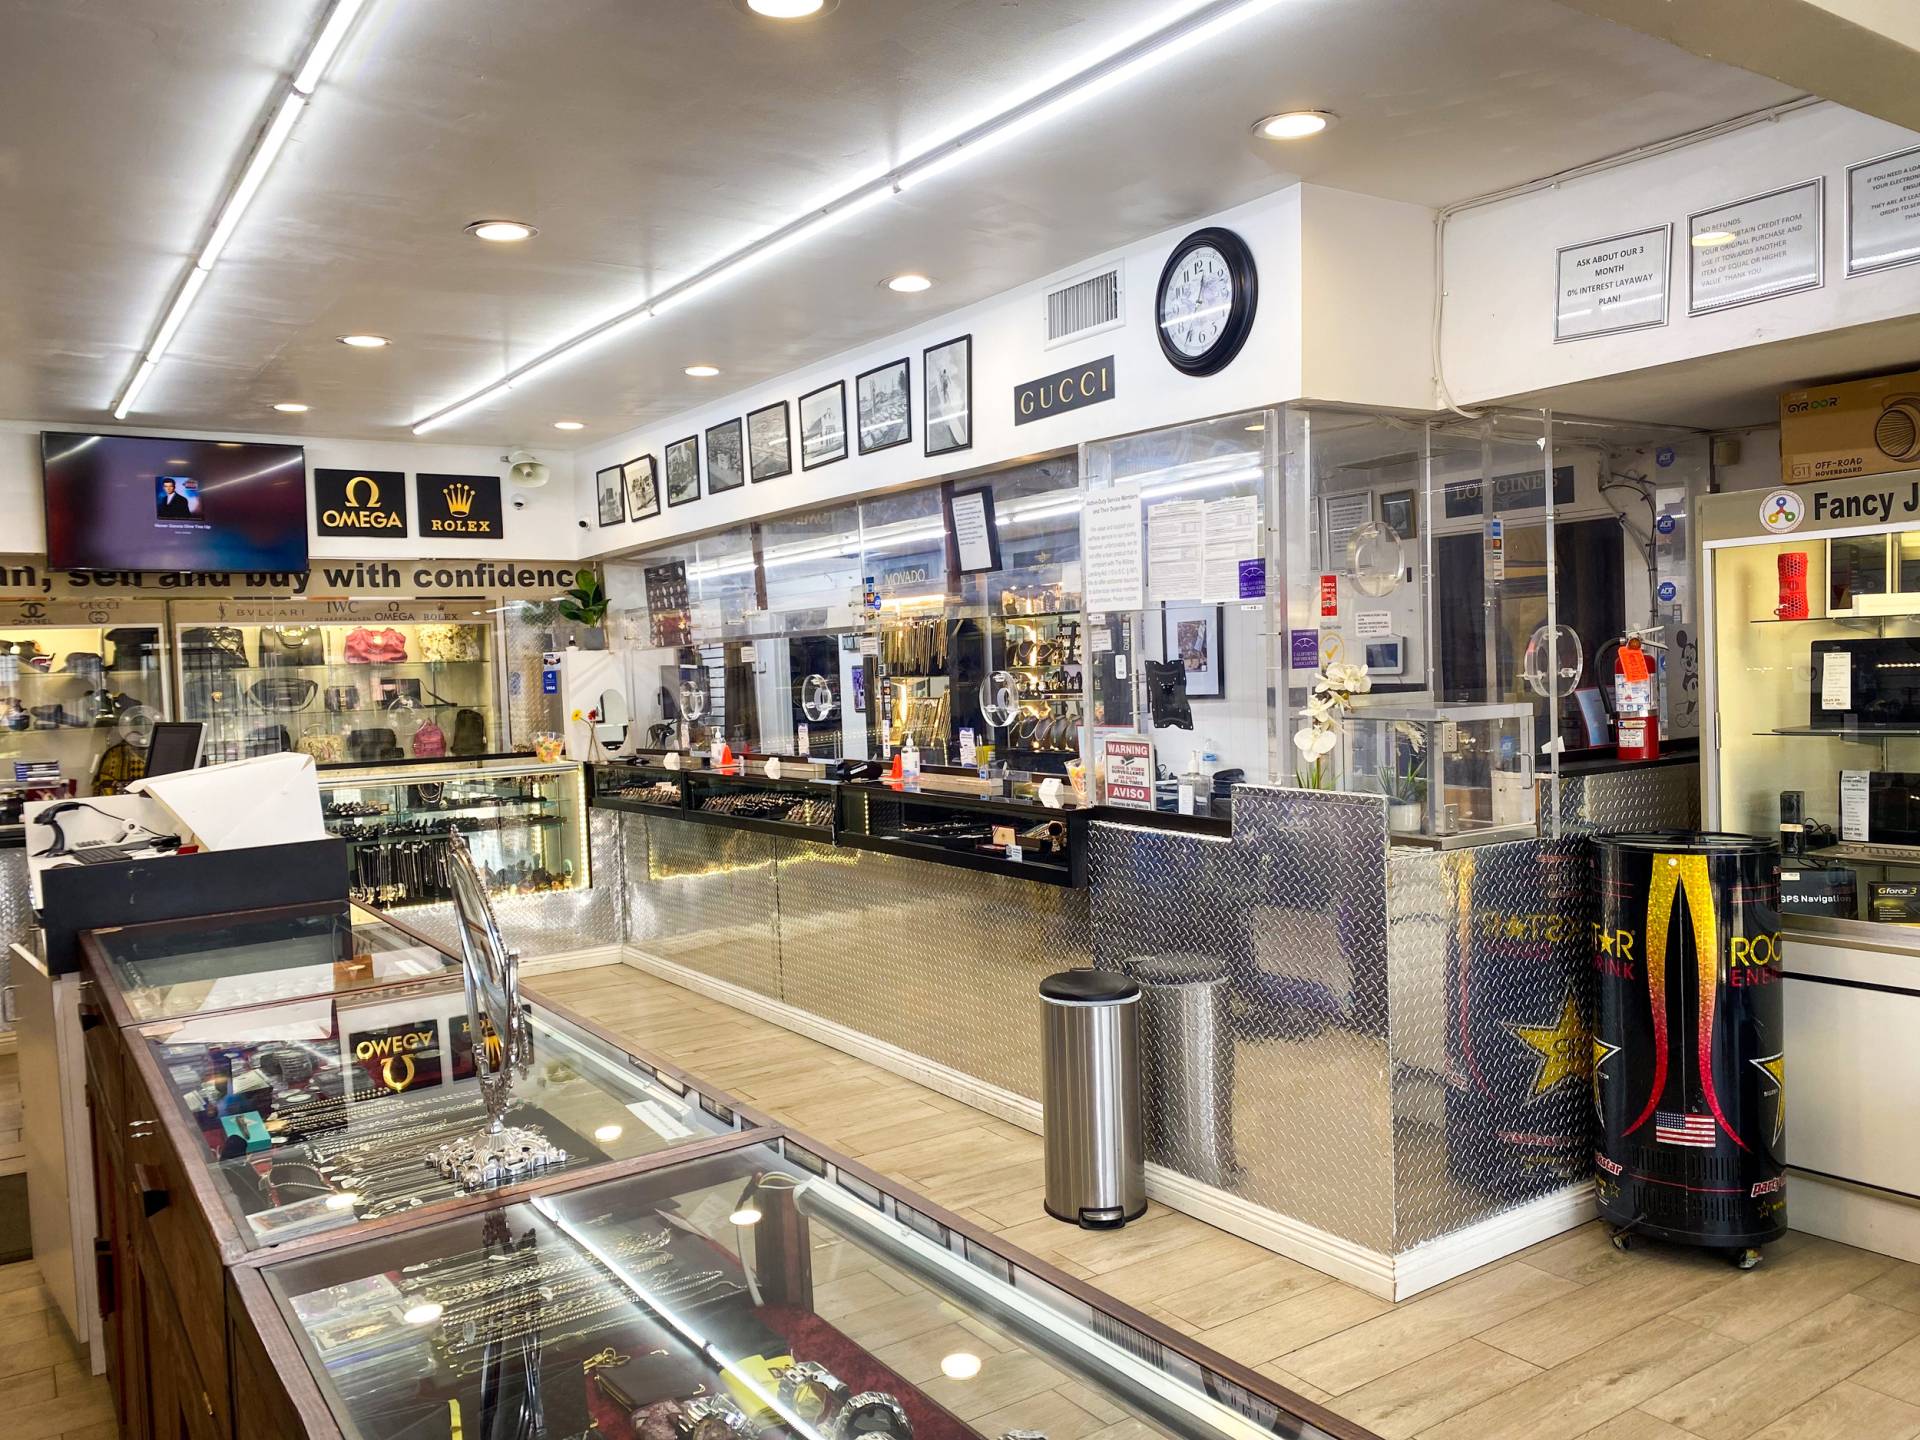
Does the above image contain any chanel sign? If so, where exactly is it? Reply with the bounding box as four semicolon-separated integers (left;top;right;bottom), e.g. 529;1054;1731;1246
1014;356;1115;426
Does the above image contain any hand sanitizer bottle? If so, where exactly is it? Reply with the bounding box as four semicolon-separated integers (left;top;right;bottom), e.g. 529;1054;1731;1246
902;736;921;788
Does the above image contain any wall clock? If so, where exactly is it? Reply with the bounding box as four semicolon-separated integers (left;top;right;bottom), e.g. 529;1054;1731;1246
1155;226;1258;376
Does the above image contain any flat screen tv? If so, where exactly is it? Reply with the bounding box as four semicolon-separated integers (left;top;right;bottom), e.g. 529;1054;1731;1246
41;432;309;573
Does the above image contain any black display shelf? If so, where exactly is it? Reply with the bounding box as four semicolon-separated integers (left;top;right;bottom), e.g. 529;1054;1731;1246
678;805;836;842
834;830;1077;886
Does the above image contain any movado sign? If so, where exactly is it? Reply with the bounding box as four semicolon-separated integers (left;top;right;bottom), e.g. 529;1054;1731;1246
314;468;407;536
1014;356;1115;425
417;473;504;539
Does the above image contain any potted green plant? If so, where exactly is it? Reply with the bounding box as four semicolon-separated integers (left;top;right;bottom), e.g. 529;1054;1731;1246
557;570;610;649
1378;720;1427;832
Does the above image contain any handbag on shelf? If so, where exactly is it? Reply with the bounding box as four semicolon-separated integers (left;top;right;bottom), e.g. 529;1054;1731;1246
296;732;347;764
259;626;323;668
410;720;447;758
418;624;484;663
452;708;486;756
246;724;293;756
249;677;318;712
60;652;104;674
324;685;360;714
104;627;160;672
348;727;403;762
0;640;51;672
344;627;408;665
181;626;248;671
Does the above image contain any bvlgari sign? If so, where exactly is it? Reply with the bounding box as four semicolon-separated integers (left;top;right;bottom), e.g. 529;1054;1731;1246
314;468;408;536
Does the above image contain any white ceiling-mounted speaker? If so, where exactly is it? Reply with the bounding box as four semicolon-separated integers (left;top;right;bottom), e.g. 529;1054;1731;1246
503;450;550;488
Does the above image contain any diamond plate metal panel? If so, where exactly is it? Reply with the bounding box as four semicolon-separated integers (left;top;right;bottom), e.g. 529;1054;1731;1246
1389;835;1591;1249
774;840;1091;1099
629;813;781;998
1089;788;1395;1253
0;849;26;1032
1556;761;1700;834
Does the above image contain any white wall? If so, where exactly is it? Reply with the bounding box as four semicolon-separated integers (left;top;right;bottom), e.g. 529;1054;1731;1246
0;419;584;562
1299;187;1437;411
1442;103;1920;405
576;186;1306;554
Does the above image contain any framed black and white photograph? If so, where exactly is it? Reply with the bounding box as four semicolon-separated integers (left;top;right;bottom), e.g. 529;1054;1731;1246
747;401;792;482
665;435;701;508
1162;603;1224;699
595;465;625;527
856;357;911;455
624;454;659;521
798;380;848;470
924;334;972;456
705;418;745;494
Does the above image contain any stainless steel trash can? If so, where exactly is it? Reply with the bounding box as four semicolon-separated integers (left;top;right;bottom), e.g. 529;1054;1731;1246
1125;954;1237;1187
1041;969;1146;1228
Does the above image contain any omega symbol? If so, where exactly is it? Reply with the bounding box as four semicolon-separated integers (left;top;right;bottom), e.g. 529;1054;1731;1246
345;474;382;509
380;1053;417;1091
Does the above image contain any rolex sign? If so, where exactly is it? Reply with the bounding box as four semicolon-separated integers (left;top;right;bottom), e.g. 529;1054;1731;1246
314;469;408;537
417;473;504;539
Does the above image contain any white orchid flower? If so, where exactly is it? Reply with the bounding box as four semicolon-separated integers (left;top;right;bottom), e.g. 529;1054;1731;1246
1292;724;1337;759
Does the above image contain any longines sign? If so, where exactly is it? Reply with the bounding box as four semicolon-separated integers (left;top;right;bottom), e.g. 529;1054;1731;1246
1014;355;1115;426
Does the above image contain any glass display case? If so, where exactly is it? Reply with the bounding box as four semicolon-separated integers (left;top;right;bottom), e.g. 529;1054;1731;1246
83;900;455;1026
592;756;688;813
169;600;501;766
839;783;1090;885
0;598;170;801
1345;702;1536;843
319;759;589;910
254;1133;1340;1440
683;764;837;838
131;980;749;1250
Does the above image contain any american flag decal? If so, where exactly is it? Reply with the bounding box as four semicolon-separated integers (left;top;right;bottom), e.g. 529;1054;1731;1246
1656;1111;1717;1148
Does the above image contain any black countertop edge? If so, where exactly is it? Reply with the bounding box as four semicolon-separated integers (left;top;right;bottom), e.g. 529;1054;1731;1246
1550;744;1701;776
0;825;23;850
317;750;540;771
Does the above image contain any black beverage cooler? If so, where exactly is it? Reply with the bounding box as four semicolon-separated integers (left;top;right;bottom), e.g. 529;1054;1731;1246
1593;832;1787;1262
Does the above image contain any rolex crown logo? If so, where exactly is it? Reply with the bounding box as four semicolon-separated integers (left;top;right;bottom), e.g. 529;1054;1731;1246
443;482;475;516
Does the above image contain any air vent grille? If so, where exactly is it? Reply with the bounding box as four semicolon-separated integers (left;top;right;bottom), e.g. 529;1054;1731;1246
1044;267;1123;349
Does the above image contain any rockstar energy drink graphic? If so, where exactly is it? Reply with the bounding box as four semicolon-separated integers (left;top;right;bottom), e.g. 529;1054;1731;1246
1444;842;1592;1200
1594;833;1786;1249
348;1020;444;1098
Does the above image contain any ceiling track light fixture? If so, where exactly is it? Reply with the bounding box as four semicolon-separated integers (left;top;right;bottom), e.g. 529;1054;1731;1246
108;0;369;420
411;0;1285;435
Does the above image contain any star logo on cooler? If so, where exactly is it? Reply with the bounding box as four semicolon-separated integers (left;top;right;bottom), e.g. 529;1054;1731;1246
1760;488;1804;534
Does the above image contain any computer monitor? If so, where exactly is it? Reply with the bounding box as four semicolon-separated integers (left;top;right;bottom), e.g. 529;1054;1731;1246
144;722;204;778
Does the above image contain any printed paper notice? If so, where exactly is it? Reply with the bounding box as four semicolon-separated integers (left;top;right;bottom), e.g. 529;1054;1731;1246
948;488;996;572
1849;144;1920;275
1323;492;1372;566
1202;495;1259;603
1841;769;1871;842
1821;650;1852;712
1555;226;1669;340
1689;181;1822;314
1355;610;1393;639
1147;499;1205;602
1083;483;1144;613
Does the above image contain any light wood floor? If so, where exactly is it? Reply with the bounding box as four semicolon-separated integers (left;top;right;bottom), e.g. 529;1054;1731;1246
534;964;1920;1440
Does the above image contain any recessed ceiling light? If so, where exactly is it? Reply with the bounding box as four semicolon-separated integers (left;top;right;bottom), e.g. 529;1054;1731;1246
272;402;309;413
338;333;389;348
554;420;586;431
739;0;835;17
467;219;537;243
940;1353;982;1380
685;365;721;378
1691;229;1738;248
1255;110;1334;140
885;273;933;293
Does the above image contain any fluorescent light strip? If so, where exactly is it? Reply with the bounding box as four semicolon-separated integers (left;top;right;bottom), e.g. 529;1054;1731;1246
411;0;1283;434
108;0;367;419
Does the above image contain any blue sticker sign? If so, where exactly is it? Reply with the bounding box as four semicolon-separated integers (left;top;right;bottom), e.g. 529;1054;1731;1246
1655;514;1677;535
1290;629;1320;670
1657;580;1678;603
1655;446;1676;468
541;669;558;694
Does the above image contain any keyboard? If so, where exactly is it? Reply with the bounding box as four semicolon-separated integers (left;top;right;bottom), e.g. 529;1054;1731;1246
66;843;152;865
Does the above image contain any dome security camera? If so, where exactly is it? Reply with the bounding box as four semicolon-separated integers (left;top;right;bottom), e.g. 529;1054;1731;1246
510;493;529;511
578;518;590;529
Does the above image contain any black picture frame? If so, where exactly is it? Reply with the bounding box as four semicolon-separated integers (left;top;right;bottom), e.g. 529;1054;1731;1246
798;380;848;471
1380;487;1416;541
705;418;746;494
855;357;912;455
595;464;626;527
747;401;793;482
665;435;701;508
624;454;660;521
923;334;972;457
1161;603;1225;698
1155;226;1258;377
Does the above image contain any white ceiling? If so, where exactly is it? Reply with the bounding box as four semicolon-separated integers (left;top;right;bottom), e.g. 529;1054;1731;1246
0;0;1798;448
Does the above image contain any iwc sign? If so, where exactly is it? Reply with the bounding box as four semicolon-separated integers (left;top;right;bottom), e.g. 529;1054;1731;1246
1014;355;1115;426
314;468;408;536
417;473;504;539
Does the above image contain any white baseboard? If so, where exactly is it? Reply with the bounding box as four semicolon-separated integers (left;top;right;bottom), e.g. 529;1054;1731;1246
1790;1170;1920;1265
521;945;625;978
1390;1183;1595;1299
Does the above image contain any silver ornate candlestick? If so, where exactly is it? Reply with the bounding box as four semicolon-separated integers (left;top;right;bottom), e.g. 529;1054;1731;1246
424;831;567;1189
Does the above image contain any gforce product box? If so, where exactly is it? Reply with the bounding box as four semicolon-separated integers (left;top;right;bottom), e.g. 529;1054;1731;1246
1782;369;1920;485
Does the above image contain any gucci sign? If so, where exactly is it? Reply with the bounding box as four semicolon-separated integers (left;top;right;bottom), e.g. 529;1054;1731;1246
1014;356;1115;426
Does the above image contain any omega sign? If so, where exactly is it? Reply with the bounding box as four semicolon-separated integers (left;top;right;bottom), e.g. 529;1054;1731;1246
314;468;408;537
1014;355;1115;426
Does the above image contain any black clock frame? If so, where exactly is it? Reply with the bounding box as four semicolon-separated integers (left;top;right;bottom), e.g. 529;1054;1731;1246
1155;226;1258;377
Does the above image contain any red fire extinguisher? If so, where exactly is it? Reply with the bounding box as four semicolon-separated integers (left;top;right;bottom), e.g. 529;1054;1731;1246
1613;631;1660;761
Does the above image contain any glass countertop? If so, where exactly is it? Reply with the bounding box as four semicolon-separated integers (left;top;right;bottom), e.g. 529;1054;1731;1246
140;983;744;1251
88;902;458;1024
264;1137;1333;1440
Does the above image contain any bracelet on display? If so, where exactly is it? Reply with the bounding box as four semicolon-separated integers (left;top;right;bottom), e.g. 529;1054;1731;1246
830;1392;914;1440
677;1395;753;1440
777;1360;850;1421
